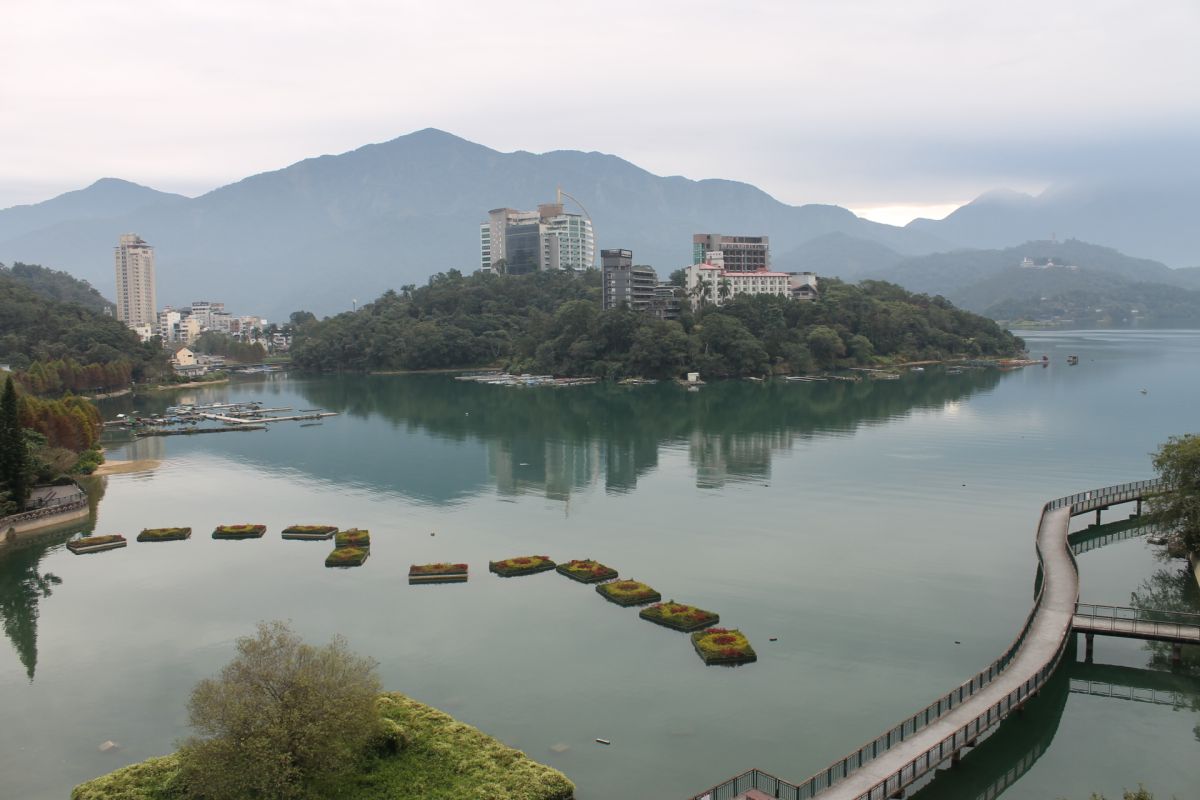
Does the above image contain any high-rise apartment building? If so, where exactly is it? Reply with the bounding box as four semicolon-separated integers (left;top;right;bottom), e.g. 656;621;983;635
601;249;658;311
114;234;157;328
691;233;770;272
480;201;595;274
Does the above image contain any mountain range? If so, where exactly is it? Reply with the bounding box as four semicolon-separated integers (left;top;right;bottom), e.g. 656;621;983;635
0;128;1197;319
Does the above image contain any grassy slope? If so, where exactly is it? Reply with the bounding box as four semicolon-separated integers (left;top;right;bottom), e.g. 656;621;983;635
72;693;574;800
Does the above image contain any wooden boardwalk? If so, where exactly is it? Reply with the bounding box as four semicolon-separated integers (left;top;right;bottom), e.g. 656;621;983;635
1073;610;1200;645
811;505;1076;800
688;479;1172;800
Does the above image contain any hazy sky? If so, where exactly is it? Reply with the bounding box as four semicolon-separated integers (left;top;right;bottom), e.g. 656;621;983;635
3;0;1198;224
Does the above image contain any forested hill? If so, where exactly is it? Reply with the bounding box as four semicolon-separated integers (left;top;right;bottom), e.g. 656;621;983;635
0;268;166;390
290;271;1023;378
1;262;114;314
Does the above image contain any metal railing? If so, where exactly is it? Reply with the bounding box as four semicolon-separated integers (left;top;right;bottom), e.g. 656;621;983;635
0;489;88;529
1047;479;1162;514
688;479;1164;800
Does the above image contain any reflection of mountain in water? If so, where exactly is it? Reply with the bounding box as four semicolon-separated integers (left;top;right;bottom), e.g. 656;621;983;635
0;532;71;680
294;370;1004;500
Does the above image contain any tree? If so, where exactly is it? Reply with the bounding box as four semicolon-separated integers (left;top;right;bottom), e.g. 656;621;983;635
806;325;846;370
0;376;30;511
1150;434;1200;554
178;621;382;800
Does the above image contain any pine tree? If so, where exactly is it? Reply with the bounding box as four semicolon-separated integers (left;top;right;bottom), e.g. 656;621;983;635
0;376;30;510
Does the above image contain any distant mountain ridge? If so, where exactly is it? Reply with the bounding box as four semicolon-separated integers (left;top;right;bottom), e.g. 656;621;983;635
0;129;949;318
907;180;1200;268
1;129;1197;319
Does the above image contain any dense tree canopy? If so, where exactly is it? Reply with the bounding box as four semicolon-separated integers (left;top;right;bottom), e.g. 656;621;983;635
0;266;167;389
292;271;1023;378
1151;434;1200;554
178;621;382;800
0;262;113;314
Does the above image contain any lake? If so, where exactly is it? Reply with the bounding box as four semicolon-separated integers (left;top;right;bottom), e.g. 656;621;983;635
2;330;1198;800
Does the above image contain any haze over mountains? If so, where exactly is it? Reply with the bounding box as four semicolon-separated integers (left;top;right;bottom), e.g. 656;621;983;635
0;128;1196;319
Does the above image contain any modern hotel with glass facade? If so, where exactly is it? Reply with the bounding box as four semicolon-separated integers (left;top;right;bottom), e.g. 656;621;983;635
480;202;595;274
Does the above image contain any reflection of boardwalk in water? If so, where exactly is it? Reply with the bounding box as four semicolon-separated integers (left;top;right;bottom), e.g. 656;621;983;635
914;653;1200;800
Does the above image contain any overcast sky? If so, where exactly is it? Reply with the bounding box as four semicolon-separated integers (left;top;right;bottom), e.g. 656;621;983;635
2;0;1197;224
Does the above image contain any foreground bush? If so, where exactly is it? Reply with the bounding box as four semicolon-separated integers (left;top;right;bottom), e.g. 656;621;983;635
72;693;575;800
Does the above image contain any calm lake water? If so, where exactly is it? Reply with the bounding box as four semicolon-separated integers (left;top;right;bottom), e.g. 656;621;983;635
2;330;1198;800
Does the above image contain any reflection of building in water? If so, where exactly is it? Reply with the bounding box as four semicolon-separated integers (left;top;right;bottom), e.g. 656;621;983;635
689;430;793;488
124;435;165;464
487;436;659;501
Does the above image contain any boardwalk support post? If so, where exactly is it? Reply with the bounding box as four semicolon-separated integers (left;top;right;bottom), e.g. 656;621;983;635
1172;643;1183;666
1136;498;1142;516
1095;508;1102;526
1085;633;1094;663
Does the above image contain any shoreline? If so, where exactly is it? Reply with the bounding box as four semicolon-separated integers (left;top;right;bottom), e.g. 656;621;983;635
144;377;232;391
90;458;162;476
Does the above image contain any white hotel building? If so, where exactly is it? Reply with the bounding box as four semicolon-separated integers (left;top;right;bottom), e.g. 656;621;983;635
683;257;818;309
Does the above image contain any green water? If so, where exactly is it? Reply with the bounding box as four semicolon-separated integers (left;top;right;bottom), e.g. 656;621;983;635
1;330;1198;800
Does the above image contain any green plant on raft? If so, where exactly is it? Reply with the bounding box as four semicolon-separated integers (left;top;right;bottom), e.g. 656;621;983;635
213;524;266;539
137;527;192;542
489;555;556;577
282;524;338;534
335;529;370;548
596;579;661;607
639;601;719;632
691;628;757;665
556;558;618;583
326;547;369;567
409;563;468;575
66;534;126;553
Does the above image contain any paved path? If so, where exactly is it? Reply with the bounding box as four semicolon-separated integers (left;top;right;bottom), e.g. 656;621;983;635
816;506;1075;800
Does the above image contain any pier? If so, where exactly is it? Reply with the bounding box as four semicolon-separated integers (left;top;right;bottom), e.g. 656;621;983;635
690;479;1177;800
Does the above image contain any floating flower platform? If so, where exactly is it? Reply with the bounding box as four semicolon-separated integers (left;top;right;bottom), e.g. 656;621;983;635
691;628;757;666
67;534;127;554
213;524;267;540
596;579;661;607
334;529;370;549
409;562;469;584
639;601;720;632
136;527;192;542
489;555;556;578
556;558;618;583
325;546;369;568
282;524;338;541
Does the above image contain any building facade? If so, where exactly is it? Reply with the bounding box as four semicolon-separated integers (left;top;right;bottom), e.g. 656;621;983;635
601;249;658;311
691;233;770;273
683;262;818;309
114;234;156;329
480;202;595;274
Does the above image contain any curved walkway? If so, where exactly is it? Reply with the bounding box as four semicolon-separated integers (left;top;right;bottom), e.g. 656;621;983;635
814;505;1073;800
690;480;1162;800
